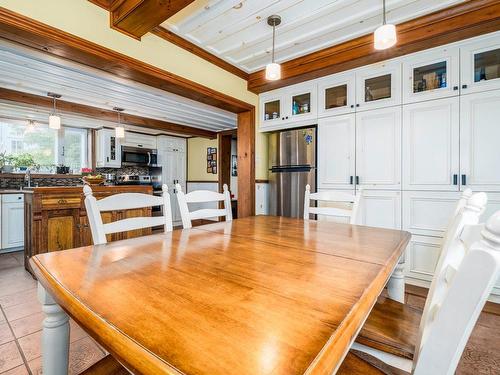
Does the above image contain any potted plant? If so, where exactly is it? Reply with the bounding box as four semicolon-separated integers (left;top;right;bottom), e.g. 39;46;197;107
0;152;15;173
12;153;35;172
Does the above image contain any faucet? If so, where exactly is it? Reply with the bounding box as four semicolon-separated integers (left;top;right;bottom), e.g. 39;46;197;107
24;168;31;188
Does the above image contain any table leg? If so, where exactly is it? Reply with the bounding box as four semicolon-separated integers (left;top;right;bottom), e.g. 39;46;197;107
387;255;405;303
37;282;70;375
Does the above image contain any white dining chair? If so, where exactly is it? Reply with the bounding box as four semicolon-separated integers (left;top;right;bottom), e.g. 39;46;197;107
303;184;362;224
341;207;500;375
352;191;488;372
176;183;232;229
83;184;173;245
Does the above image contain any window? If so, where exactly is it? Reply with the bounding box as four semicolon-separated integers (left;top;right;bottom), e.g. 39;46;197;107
0;120;88;173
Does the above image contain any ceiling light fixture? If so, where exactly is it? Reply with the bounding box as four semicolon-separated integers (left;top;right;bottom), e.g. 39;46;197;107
265;15;281;81
374;0;397;50
47;92;61;130
113;107;125;138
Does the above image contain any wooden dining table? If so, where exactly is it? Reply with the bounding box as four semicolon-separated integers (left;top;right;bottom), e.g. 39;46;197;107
30;216;410;375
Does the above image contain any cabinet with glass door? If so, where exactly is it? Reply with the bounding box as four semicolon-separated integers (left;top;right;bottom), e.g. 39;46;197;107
259;93;283;129
460;33;500;94
285;82;317;123
317;71;355;117
355;61;401;111
402;46;459;103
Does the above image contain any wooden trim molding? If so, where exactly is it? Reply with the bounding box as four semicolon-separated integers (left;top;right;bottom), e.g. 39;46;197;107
0;87;217;139
151;26;249;80
237;109;255;218
255;179;269;184
0;6;254;113
248;0;500;93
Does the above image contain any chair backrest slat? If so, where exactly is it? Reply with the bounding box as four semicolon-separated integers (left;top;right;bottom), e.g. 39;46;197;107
84;184;173;245
176;183;232;229
303;184;362;224
413;210;500;375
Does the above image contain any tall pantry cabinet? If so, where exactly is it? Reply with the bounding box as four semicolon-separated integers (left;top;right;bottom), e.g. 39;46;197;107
260;31;500;300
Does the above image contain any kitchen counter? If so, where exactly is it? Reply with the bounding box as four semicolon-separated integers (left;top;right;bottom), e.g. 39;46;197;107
0;189;29;194
24;185;153;275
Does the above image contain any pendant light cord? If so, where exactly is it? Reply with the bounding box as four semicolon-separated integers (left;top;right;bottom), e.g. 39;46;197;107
52;97;56;115
272;24;276;63
382;0;387;25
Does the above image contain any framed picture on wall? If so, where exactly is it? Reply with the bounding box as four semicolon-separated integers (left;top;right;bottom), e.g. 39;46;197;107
231;155;237;176
207;167;212;173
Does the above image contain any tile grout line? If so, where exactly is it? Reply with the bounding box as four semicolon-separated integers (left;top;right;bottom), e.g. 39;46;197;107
0;303;33;375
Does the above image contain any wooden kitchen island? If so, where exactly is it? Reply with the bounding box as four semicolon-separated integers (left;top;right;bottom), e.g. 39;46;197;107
24;185;153;275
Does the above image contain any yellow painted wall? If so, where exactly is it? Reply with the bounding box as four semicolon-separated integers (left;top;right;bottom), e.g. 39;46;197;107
0;0;269;180
187;137;218;182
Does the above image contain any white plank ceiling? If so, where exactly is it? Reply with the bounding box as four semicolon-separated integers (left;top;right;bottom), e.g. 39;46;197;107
163;0;466;73
0;40;237;133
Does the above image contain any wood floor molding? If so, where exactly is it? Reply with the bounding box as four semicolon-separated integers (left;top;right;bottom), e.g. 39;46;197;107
0;6;254;114
248;0;500;94
0;87;217;138
151;26;249;80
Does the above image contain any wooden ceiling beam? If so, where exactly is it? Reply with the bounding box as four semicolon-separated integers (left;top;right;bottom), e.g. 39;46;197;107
0;7;253;113
151;26;249;80
0;87;217;139
89;0;195;40
247;0;500;94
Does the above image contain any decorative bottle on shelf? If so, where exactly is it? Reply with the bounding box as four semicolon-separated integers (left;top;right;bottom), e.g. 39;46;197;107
479;67;487;81
292;101;299;115
440;72;447;88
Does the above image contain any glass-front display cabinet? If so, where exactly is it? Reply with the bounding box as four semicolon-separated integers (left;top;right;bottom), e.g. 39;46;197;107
461;34;500;94
286;82;317;122
355;61;401;111
403;47;459;103
317;72;355;117
259;94;283;128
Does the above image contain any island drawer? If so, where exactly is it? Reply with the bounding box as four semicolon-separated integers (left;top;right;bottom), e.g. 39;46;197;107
41;195;82;209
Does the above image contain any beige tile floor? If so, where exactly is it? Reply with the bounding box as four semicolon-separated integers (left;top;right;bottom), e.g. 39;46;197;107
0;252;105;374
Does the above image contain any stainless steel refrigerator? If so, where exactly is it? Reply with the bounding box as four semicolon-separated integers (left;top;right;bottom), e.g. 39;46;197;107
268;127;316;218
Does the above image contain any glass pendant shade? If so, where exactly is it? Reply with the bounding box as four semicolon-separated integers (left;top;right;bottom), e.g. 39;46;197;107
115;126;125;138
48;114;61;130
265;62;281;81
374;23;397;50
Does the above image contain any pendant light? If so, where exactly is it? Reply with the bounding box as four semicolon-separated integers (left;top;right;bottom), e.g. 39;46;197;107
113;107;125;138
265;15;281;81
47;92;61;130
374;0;397;50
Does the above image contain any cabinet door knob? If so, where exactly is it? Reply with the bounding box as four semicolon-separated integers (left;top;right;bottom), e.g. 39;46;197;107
282;117;285;120
356;104;360;107
453;174;458;185
355;176;360;185
462;84;468;89
461;174;467;185
286;116;289;119
58;199;67;204
453;86;459;91
350;105;354;108
350;176;353;185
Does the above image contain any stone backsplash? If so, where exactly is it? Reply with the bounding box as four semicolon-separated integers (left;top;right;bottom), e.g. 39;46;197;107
0;167;149;189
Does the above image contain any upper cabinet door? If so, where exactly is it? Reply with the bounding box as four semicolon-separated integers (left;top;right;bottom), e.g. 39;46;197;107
285;82;317;123
317;72;356;118
355;106;402;190
460;89;500;191
355;61;401;111
402;97;460;191
259;92;284;129
460;34;500;95
317;114;355;190
403;47;460;104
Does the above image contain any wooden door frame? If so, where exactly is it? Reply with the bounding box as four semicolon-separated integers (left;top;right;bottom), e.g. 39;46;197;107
0;7;256;217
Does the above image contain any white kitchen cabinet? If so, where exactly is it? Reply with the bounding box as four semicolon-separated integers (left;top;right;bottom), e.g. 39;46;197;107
317;71;356;117
460;89;500;191
357;189;401;230
402;191;461;237
460;34;500;95
355;107;402;190
317;114;355;190
405;235;442;283
1;194;24;250
96;129;121;168
255;183;269;215
122;132;157;149
402;46;460;104
402;97;460;191
157;136;186;224
355;61;401;111
260;92;283;129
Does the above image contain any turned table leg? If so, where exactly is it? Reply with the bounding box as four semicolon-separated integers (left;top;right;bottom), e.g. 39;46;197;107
37;282;70;375
387;255;405;303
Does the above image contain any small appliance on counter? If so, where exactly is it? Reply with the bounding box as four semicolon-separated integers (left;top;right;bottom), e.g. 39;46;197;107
103;173;116;185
